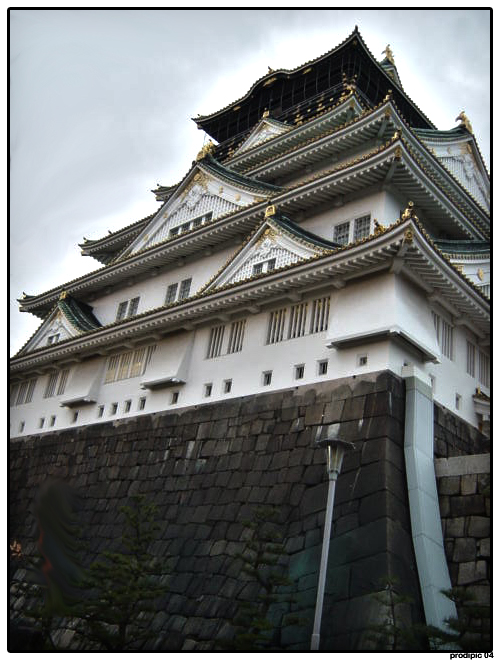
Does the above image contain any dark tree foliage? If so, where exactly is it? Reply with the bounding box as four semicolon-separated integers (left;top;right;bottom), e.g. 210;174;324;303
222;506;302;651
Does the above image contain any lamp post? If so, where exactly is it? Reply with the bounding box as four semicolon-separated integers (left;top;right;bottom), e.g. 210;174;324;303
310;423;354;651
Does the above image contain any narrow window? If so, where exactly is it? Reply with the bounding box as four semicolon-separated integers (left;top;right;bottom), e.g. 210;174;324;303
57;370;69;396
227;320;246;354
128;297;140;317
129;348;146;378
263;371;273;386
353;215;371;241
116;301;128;321
441;319;453;360
97;405;105;418
105;354;120;384
318;360;328;376
455;394;461;410
110;403;118;415
295;364;305;380
207;325;225;359
171;391;179;404
333;221;350;245
466;341;475;377
165;282;178;304
204;383;213;397
25;378;37;403
47;333;60;345
39;418;45;429
19;421;25;433
358;355;368;367
50;415;56;427
253;262;263;275
139;397;146;410
179;278;192;300
72;411;79;423
117;352;133;380
267;258;276;272
10;384;19;407
478;351;490;388
124;400;132;413
16;382;28;406
266;308;287;344
44;373;58;399
193;216;203;228
288;302;308;339
224;379;232;393
169;226;179;237
310;297;330;334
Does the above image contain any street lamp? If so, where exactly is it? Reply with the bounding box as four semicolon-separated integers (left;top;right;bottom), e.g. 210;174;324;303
310;422;354;651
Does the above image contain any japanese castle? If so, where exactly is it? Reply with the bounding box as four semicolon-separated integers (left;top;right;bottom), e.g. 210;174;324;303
10;28;490;440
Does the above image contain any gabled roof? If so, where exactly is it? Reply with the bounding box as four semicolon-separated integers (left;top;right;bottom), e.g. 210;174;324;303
11;211;489;370
231;117;292;156
193;27;435;143
17;293;102;356
200;207;339;293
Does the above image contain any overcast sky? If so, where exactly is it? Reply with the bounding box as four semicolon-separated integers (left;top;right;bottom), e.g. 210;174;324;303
10;8;491;356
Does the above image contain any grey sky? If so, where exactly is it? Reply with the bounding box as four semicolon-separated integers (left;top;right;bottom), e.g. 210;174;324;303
10;9;491;355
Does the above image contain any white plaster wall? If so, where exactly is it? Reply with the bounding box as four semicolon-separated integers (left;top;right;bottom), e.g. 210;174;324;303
88;245;236;326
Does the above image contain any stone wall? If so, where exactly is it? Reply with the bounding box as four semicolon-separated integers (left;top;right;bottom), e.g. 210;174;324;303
10;370;424;650
435;454;490;639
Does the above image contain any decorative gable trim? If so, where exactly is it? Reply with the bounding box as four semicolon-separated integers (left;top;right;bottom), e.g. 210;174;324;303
233;118;291;156
200;209;337;293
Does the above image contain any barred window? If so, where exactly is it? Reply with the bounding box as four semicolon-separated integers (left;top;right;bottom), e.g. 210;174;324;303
288;302;308;339
105;354;121;384
266;308;287;344
432;311;453;360
47;333;60;345
353;215;371;241
12;378;38;406
466;341;475;377
333;221;350;245
56;369;69;396
207;325;225;359
44;373;58;398
179;278;192;300
116;297;140;321
310;296;330;334
227;320;245;354
478;351;490;388
129;348;146;378
117;352;133;380
105;346;155;383
165;283;178;304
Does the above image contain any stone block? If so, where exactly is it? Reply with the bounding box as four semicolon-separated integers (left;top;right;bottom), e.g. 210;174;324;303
457;560;486;585
322;400;345;424
452;538;477;563
342;396;366;422
304;403;325;426
478;538;490;557
438;494;450;517
460;473;477;495
467;516;490;538
450;495;486;517
445;516;465;537
285;535;304;554
300;482;328;517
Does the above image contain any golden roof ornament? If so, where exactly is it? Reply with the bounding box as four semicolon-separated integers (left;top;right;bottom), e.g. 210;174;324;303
267;66;274;73
265;204;276;218
262;109;270;118
59;291;68;300
401;201;417;221
373;218;385;235
382;44;395;65
455;111;473;133
196;140;216;161
383;89;393;102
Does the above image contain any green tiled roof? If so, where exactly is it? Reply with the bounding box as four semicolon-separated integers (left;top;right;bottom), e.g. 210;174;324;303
434;239;490;255
201;154;282;193
272;212;341;250
59;295;102;333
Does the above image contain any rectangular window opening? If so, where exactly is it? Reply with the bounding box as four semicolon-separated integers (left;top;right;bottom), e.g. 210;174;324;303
224;379;232;394
111;403;118;415
318;360;328;376
171;391;179;405
139;397;146;410
97;405;105;418
295;364;305;380
124;400;132;413
263;371;273;386
204;383;213;397
72;411;79;423
50;415;56;427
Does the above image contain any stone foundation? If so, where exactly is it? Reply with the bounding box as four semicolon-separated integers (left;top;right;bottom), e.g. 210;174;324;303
10;370;424;650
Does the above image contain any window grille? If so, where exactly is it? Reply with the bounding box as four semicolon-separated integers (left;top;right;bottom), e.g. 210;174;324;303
124;400;132;413
129;348;146;378
105;354;120;383
56;370;69;396
207;325;225;358
116;301;128;321
50;415;56;427
204;383;213;397
128;297;140;317
318;360;328;375
334;221;350;245
310;296;330;334
266;308;287;344
169;227;179;237
139;397;146;410
224;379;232;393
288;302;308;339
227;320;245;354
179;278;192;300
117;352;133;381
353;215;371;241
10;384;19;407
25;378;37;403
478;351;490;388
44;373;58;398
181;222;191;233
441;319;453;360
263;371;272;386
165;283;178;304
47;333;60;345
253;262;263;275
466;341;475;377
15;382;28;406
97;405;104;418
295;364;305;380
